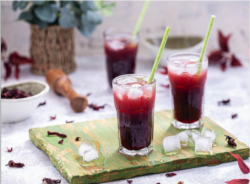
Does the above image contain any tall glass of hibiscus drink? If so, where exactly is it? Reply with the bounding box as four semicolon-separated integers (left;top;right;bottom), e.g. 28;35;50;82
167;53;208;129
112;74;156;156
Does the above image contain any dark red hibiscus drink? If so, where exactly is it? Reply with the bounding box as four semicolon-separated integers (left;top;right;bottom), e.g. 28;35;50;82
112;74;156;156
104;28;138;88
167;53;208;129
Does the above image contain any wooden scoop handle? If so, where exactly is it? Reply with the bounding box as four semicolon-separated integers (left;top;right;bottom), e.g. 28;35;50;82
46;69;88;112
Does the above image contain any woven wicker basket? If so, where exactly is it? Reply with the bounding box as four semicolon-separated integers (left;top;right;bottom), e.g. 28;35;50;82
30;25;76;75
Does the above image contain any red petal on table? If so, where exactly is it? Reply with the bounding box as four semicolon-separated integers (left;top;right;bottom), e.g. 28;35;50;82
160;84;170;88
1;37;7;53
4;62;12;80
231;54;242;67
229;152;250;174
157;66;168;75
208;50;223;64
9;52;33;65
220;61;227;72
14;64;20;79
218;30;231;52
226;179;249;184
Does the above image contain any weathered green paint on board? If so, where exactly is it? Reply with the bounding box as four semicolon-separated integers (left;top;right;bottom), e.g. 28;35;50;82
29;110;249;184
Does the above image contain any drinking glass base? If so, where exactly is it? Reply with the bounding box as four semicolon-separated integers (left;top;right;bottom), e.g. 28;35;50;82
172;119;203;129
119;144;153;156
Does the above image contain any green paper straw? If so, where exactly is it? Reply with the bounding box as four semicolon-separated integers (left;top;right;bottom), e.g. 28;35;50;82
132;0;150;39
199;15;216;63
148;27;171;83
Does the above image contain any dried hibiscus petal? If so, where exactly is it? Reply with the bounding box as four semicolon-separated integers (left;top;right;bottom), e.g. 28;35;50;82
165;172;177;177
1;37;7;53
6;147;13;152
75;137;81;141
225;135;237;147
86;93;92;97
208;50;223;64
161;84;170;88
8;52;33;65
66;120;74;123
157;66;168;75
6;160;25;168
218;99;230;105
58;139;63;144
4;62;12;81
127;180;133;184
231;54;242;67
42;178;61;184
218;30;231;52
89;103;108;111
50;115;56;121
229;152;250;174
47;131;67;138
231;114;238;119
226;179;249;184
38;101;46;107
1;88;32;99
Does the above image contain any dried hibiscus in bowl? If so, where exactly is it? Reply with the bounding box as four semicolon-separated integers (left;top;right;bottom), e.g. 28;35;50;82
1;88;32;99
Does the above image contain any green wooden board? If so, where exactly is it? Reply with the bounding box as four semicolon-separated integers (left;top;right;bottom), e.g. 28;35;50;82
29;110;249;184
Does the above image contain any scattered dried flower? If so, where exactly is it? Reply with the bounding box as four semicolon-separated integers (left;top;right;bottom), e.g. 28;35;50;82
1;88;32;99
157;66;168;75
38;101;46;107
66;120;74;123
225;135;237;147
50;115;56;121
165;173;177;177
58;139;63;144
89;103;108;111
42;178;61;184
86;93;92;97
231;114;238;119
161;84;170;89
1;37;7;53
47;131;67;138
5;160;25;168
218;99;230;105
75;137;81;141
208;30;242;71
226;179;249;184
229;152;250;174
127;180;133;184
177;182;184;184
6;147;12;152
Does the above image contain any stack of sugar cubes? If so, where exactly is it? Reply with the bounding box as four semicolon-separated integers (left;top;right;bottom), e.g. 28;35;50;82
78;140;99;162
163;127;217;155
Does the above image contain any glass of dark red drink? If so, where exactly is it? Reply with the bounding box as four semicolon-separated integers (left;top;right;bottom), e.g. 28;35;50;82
112;74;156;156
167;53;208;129
104;28;139;88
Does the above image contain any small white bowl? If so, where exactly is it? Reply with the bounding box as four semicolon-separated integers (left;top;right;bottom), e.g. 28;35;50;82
1;80;50;123
141;34;204;65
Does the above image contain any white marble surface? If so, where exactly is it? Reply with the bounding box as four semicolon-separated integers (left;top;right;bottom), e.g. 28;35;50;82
1;56;250;184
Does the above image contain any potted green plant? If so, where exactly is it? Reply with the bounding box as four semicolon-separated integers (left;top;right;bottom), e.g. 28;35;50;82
13;1;115;75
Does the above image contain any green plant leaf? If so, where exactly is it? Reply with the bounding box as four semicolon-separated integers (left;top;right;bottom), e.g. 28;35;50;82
70;1;81;15
59;6;78;28
87;1;98;11
60;1;70;7
101;5;114;17
18;11;33;21
34;3;58;23
19;1;29;9
12;1;19;11
94;1;103;10
33;1;45;5
80;1;88;12
86;11;102;25
78;14;96;38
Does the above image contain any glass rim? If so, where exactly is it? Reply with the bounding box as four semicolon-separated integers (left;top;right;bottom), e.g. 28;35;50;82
112;74;156;88
103;27;139;38
167;52;208;67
